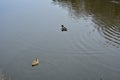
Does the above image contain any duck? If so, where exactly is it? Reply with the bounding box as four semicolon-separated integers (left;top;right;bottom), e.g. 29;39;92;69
32;58;39;67
61;25;67;31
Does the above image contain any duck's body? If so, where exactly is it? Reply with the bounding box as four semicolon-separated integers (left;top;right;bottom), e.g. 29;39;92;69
61;25;67;31
32;58;39;67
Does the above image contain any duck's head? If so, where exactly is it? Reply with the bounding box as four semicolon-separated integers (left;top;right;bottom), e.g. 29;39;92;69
61;25;64;27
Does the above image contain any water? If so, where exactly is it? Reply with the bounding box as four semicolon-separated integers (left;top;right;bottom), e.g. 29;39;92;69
0;0;120;80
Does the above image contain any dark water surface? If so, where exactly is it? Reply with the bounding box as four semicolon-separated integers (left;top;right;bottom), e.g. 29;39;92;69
0;0;120;80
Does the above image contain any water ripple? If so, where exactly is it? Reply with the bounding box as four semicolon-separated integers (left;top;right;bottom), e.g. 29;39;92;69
99;25;120;46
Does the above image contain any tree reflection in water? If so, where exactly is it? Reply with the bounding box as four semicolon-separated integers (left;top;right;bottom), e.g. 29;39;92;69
52;0;120;47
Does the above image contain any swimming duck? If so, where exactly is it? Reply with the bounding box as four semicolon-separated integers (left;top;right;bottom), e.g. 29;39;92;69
61;25;67;31
32;58;39;67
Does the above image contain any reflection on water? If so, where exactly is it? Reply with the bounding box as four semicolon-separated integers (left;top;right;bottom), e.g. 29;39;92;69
53;0;86;19
0;70;10;80
53;0;120;47
86;0;120;47
0;0;120;80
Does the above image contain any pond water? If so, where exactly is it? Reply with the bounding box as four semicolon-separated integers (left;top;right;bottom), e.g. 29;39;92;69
0;0;120;80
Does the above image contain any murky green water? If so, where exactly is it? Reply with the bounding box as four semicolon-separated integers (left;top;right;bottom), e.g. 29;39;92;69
0;0;120;80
